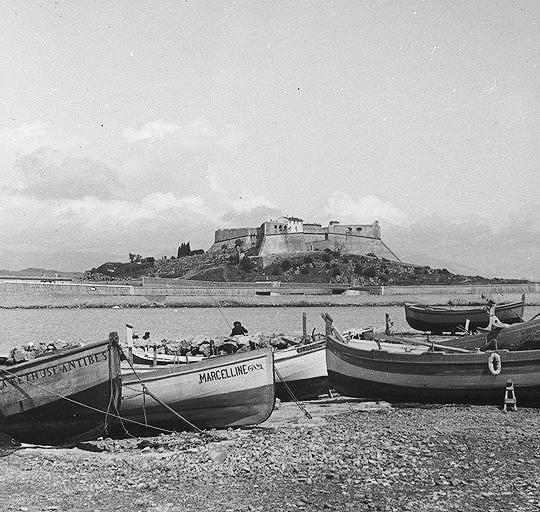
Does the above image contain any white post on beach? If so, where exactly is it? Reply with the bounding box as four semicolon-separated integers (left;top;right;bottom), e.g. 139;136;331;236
125;324;134;364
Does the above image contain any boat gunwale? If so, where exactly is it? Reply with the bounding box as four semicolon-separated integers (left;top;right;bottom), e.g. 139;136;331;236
0;337;115;375
405;300;524;317
326;334;540;364
273;341;326;363
123;348;274;384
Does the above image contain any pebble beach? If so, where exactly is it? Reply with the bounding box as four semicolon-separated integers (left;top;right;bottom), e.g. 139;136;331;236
1;399;539;512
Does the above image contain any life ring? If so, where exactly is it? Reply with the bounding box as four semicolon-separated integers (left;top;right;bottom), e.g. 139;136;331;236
488;352;502;375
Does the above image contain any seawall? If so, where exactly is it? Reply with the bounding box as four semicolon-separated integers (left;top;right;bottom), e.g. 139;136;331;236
0;279;538;309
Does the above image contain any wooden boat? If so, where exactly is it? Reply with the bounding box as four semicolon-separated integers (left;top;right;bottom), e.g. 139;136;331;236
123;323;329;401
130;347;203;365
0;332;122;445
120;348;275;433
362;316;540;353
125;343;328;402
424;316;540;351
326;326;540;407
404;296;525;333
273;340;328;401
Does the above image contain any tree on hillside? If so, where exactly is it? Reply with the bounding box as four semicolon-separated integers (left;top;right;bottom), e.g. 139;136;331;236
177;242;191;258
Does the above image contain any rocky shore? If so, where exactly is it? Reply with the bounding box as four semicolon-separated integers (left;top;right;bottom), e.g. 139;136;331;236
1;399;539;512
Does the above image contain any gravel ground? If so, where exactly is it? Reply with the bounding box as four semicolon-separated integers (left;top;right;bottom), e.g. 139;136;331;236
1;399;539;512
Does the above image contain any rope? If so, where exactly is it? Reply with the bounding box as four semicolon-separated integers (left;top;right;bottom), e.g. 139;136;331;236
120;348;208;435
0;364;177;436
214;302;312;420
274;367;312;420
216;300;233;330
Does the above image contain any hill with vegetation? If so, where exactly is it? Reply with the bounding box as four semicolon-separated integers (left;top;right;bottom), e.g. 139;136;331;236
83;248;528;286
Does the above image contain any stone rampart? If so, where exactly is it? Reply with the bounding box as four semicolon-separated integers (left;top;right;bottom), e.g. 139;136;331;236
257;232;399;262
0;281;134;296
374;283;540;296
214;227;257;243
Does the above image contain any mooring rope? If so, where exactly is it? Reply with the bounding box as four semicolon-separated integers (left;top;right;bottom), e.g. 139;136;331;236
214;303;313;420
120;348;208;435
0;362;178;436
274;367;312;420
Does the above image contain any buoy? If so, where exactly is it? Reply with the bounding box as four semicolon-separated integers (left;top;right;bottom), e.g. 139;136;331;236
488;352;502;375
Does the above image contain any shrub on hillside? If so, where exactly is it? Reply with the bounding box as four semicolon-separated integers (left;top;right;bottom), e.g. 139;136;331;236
363;267;377;278
239;256;254;272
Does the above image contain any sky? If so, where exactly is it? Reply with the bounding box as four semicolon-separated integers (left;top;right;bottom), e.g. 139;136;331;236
0;1;538;279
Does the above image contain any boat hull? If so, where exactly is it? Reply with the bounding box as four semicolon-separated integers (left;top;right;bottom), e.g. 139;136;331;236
273;341;328;400
124;341;329;402
326;335;540;406
405;300;525;333
0;335;122;445
131;348;203;365
120;348;275;433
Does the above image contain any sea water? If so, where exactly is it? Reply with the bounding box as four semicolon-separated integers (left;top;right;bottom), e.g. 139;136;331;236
0;305;407;352
0;305;536;354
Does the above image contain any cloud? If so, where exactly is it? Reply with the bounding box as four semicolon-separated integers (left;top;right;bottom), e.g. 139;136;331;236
122;120;180;144
228;191;278;214
122;118;244;154
118;119;246;202
0;121;81;157
0;192;221;270
0;122;87;192
209;184;280;227
323;192;409;226
141;192;220;222
385;211;540;280
10;148;121;200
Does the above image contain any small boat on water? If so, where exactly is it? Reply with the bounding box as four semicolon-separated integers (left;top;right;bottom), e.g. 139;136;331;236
0;332;122;445
324;314;540;407
273;339;328;401
404;296;525;333
119;348;275;433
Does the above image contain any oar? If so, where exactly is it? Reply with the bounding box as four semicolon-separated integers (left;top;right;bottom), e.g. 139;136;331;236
373;334;474;353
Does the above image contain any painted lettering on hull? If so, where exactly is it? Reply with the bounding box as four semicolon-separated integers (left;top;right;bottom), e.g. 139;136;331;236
0;351;108;392
199;362;264;384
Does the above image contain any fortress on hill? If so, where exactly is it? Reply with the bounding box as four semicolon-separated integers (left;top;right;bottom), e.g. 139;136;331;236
208;216;400;263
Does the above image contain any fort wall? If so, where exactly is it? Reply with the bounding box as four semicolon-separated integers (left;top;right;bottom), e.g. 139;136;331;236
209;218;396;262
209;227;259;253
214;227;257;243
257;232;400;263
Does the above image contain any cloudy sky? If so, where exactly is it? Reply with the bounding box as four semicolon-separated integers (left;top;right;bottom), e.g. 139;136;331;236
1;1;538;278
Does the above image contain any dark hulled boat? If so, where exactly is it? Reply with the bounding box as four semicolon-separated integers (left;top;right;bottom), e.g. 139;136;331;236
326;331;540;407
0;332;122;445
404;297;525;333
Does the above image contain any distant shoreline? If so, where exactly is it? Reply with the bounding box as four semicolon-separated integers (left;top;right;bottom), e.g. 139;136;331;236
1;293;539;309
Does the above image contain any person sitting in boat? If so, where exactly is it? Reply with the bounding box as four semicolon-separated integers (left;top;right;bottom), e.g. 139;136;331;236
230;321;248;337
